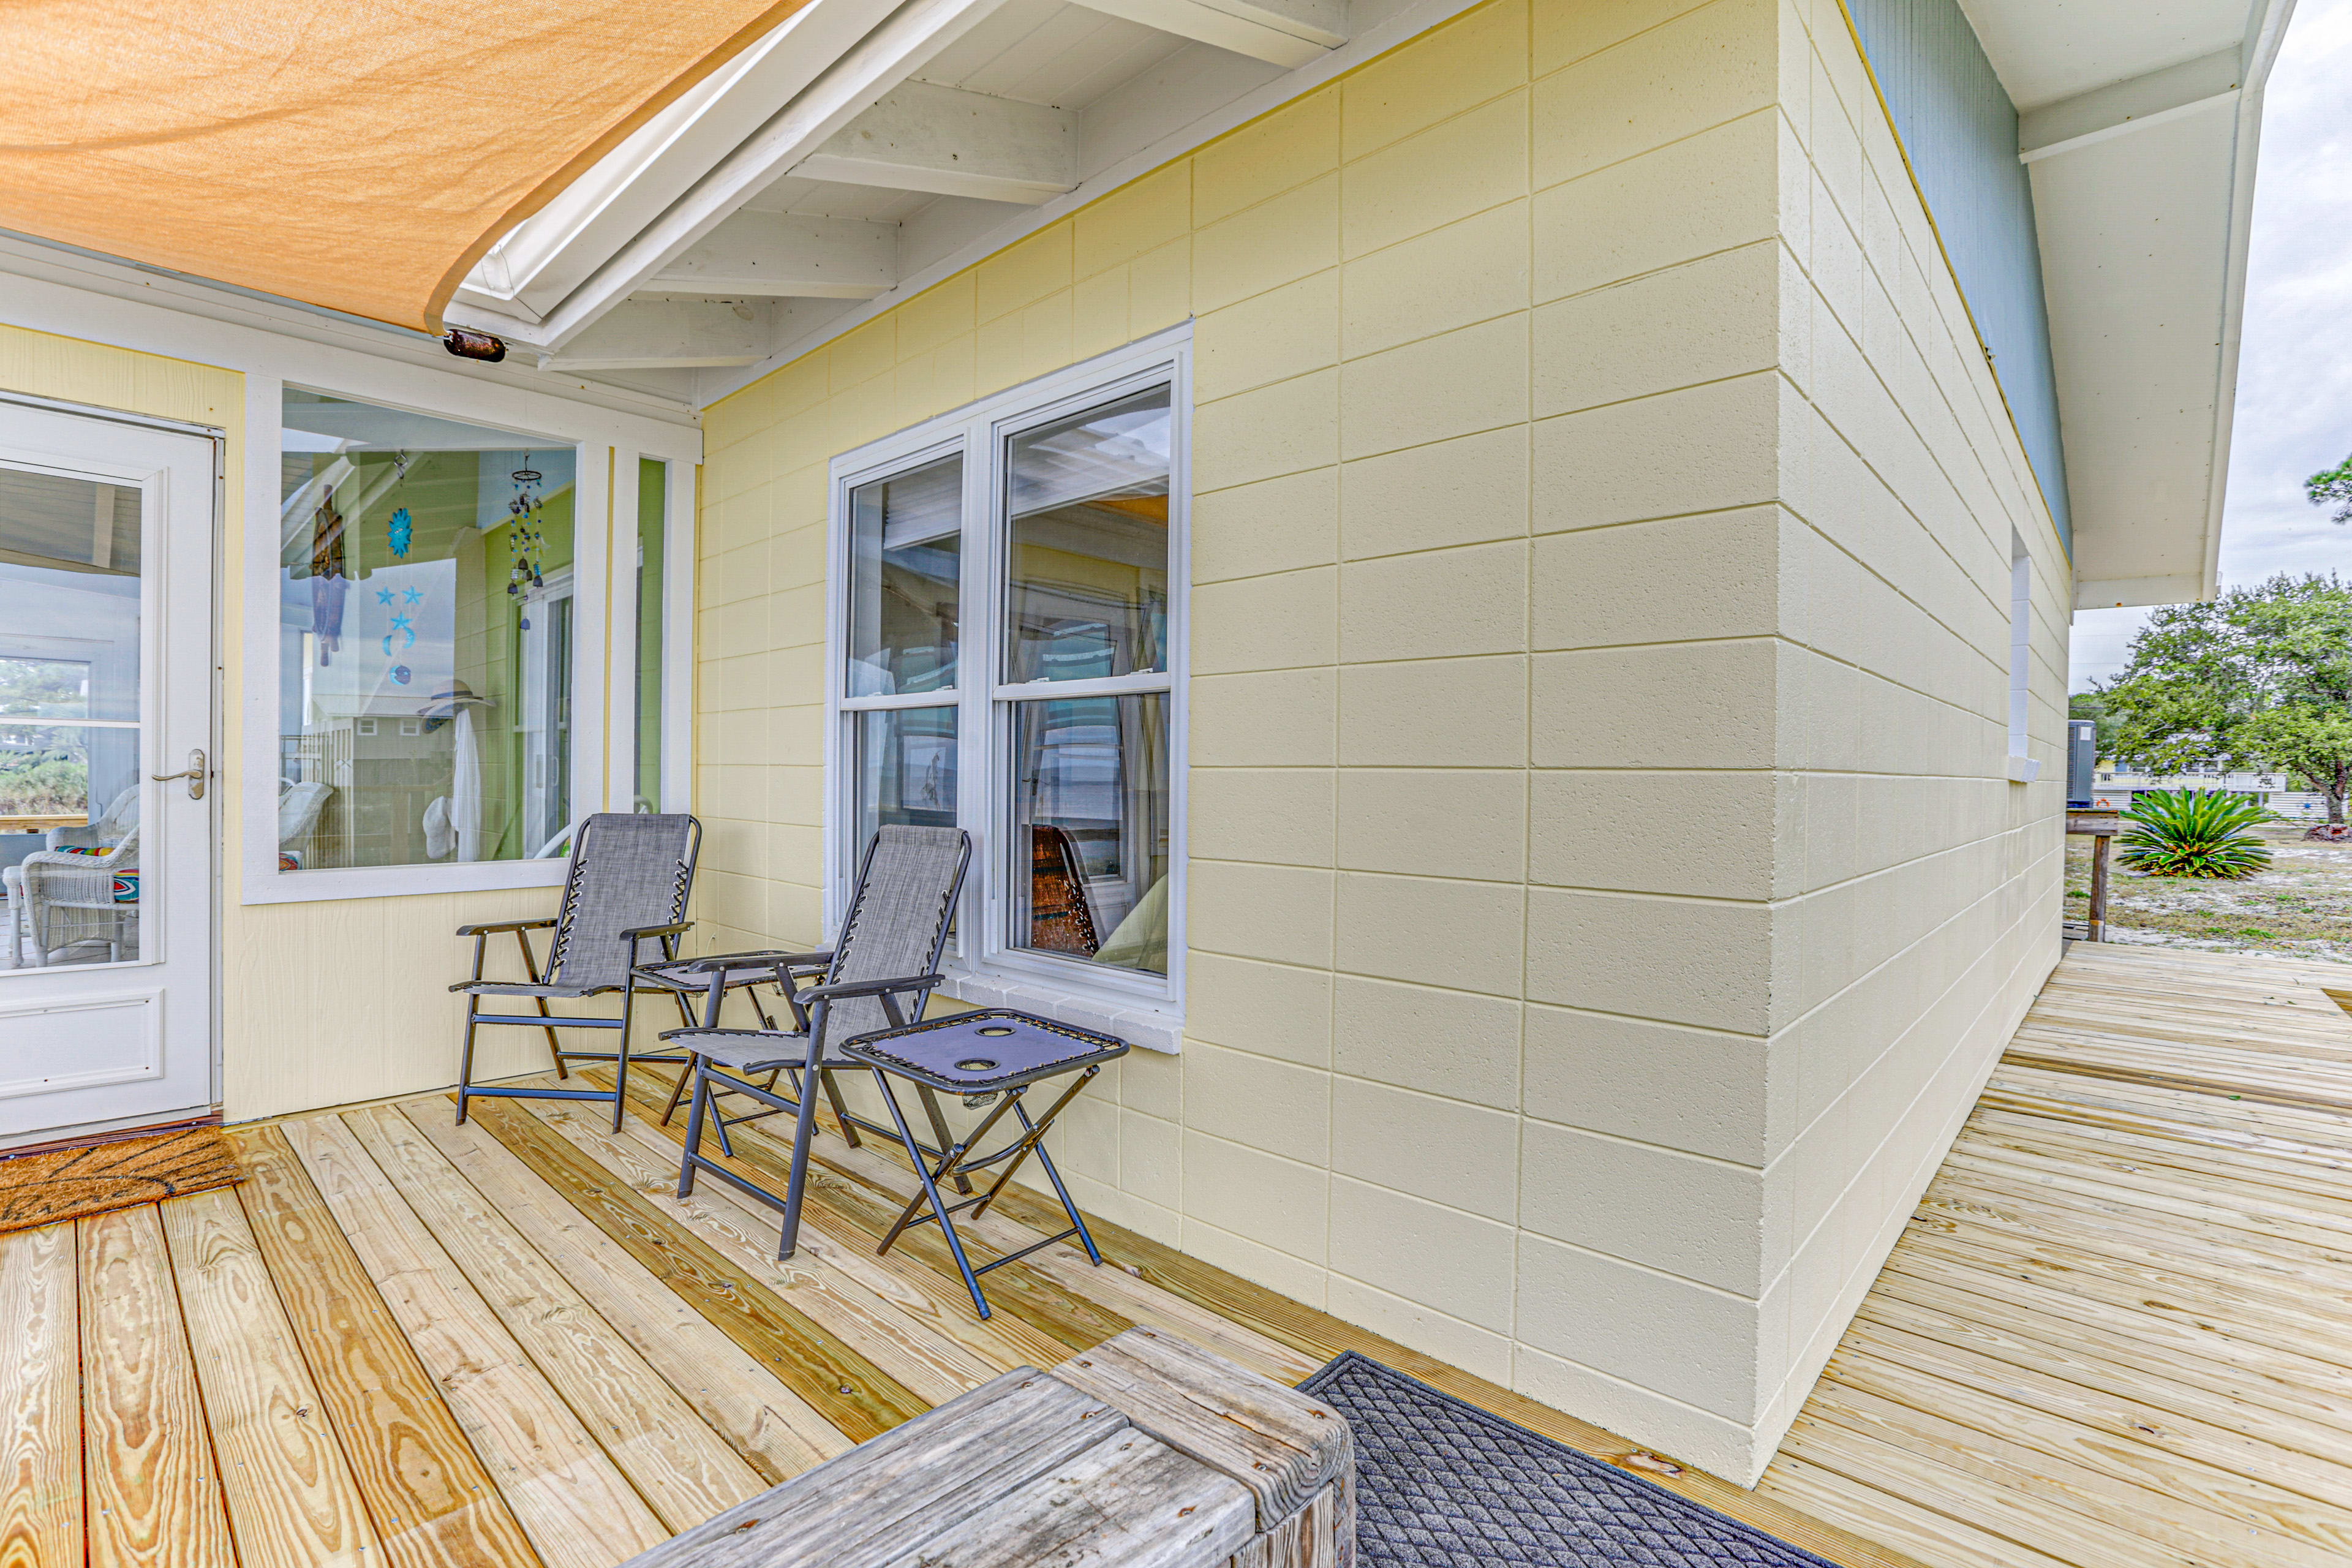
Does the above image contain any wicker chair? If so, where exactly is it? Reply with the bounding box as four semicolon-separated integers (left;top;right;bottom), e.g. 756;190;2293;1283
3;825;140;968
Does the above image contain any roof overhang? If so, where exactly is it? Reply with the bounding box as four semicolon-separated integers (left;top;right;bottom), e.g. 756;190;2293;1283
1959;0;2296;608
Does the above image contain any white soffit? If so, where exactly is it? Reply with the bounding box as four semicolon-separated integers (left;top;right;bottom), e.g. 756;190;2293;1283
1959;0;2293;609
440;0;1450;377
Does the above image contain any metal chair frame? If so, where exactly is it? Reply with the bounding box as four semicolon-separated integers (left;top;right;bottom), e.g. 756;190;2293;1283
453;813;704;1131
666;828;972;1261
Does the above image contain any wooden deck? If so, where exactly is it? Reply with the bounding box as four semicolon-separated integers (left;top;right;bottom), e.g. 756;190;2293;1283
1760;943;2352;1568
0;1062;1904;1568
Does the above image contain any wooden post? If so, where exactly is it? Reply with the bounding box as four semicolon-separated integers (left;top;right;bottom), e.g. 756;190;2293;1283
2067;810;2120;943
2087;832;2111;943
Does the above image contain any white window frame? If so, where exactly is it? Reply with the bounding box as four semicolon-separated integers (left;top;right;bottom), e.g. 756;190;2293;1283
2006;532;2041;783
241;384;697;904
609;453;696;815
824;326;1189;1049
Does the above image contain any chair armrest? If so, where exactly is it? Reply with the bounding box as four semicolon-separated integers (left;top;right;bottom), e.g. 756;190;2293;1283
455;917;556;937
619;921;693;942
796;973;941;1003
665;947;831;976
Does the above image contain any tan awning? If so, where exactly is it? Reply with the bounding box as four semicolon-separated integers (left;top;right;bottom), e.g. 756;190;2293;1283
0;0;810;333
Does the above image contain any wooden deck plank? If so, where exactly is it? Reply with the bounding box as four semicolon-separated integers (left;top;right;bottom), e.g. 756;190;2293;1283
227;1125;544;1568
159;1187;382;1568
593;1071;1907;1566
1780;1393;2286;1568
78;1204;235;1568
594;1072;1133;1357
457;1096;930;1446
341;1105;767;1533
276;1114;671;1568
1766;943;2352;1568
1830;1321;2352;1550
602;1065;1316;1384
510;1091;1061;1389
1861;1272;2352;1469
0;1223;81;1568
394;1101;851;1483
1756;1449;2080;1568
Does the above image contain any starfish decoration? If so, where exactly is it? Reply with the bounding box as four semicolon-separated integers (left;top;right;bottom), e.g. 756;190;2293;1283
403;586;424;605
375;587;394;606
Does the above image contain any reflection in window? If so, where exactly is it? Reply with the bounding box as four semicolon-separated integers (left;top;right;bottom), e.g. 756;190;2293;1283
1;463;144;965
277;390;576;870
1005;388;1169;685
846;456;960;698
853;707;959;856
1009;693;1169;974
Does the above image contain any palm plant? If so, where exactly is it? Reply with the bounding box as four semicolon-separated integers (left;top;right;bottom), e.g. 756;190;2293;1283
2117;790;2275;878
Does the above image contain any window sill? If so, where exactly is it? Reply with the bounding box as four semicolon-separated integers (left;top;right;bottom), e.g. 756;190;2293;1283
2007;754;2042;784
240;855;567;907
935;971;1181;1054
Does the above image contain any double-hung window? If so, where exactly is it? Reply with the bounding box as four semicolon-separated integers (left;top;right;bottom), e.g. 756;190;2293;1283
829;331;1187;1039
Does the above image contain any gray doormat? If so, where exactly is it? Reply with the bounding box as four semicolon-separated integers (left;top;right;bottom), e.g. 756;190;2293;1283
1298;1352;1839;1567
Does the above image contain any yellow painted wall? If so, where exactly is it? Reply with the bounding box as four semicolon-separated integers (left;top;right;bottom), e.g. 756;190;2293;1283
696;0;2066;1485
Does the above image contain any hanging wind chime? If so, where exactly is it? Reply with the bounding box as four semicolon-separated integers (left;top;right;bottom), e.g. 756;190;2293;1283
507;456;546;628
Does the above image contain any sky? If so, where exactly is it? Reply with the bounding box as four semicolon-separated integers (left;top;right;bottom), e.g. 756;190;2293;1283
2068;0;2352;693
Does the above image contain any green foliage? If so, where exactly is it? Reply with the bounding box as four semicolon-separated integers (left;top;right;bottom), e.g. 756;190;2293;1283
2101;573;2352;821
2068;690;2117;759
0;750;88;816
2117;790;2274;879
2307;454;2352;525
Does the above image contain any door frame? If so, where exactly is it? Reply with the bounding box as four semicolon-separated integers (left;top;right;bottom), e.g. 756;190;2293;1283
0;386;225;1145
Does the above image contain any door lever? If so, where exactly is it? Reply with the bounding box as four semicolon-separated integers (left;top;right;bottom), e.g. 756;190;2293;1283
153;748;208;801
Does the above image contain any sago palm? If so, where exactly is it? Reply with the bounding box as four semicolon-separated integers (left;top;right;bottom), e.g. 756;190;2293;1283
2117;790;2274;878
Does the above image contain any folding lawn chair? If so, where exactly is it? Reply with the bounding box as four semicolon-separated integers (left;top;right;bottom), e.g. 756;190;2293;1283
664;824;971;1261
452;812;709;1129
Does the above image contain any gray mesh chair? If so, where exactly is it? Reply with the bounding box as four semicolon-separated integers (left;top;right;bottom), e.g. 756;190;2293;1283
452;812;703;1129
664;824;971;1261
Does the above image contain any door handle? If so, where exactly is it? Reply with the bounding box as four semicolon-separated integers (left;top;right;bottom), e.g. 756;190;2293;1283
153;748;208;801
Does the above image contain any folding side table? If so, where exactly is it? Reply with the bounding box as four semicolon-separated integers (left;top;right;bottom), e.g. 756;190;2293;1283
839;1009;1129;1317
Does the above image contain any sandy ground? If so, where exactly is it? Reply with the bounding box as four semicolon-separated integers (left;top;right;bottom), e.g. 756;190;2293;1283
2067;823;2352;964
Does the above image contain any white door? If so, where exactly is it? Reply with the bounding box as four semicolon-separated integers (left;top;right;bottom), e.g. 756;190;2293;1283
0;403;216;1145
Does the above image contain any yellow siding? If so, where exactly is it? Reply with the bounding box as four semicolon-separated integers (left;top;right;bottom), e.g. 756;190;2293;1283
697;0;2067;1484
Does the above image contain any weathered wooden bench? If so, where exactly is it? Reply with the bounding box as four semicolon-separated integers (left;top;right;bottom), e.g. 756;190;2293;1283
620;1327;1355;1568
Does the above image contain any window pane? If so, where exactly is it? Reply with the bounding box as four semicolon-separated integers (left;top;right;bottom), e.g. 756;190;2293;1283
278;389;578;869
634;458;667;810
1005;387;1170;685
852;707;959;861
1008;693;1168;974
2;463;145;965
847;456;961;698
1;722;143;967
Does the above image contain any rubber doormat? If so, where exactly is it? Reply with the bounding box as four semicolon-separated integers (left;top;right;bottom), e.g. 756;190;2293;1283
1300;1352;1841;1567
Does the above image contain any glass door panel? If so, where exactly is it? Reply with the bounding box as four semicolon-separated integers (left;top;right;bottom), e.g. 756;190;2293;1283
1;464;144;968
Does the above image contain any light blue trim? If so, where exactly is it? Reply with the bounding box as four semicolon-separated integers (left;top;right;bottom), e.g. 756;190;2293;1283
1844;0;2071;552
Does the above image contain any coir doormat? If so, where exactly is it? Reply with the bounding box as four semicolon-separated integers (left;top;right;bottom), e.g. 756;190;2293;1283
1300;1352;1840;1567
0;1125;241;1234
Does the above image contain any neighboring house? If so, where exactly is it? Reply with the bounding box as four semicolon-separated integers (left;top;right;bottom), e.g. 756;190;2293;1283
0;0;2286;1488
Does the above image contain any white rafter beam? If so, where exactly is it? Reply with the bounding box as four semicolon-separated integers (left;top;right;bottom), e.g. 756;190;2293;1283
792;80;1077;204
541;298;775;370
645;211;900;298
1069;0;1343;69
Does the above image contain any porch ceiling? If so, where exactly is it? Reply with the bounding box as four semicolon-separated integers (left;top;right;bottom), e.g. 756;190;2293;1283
0;0;818;333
